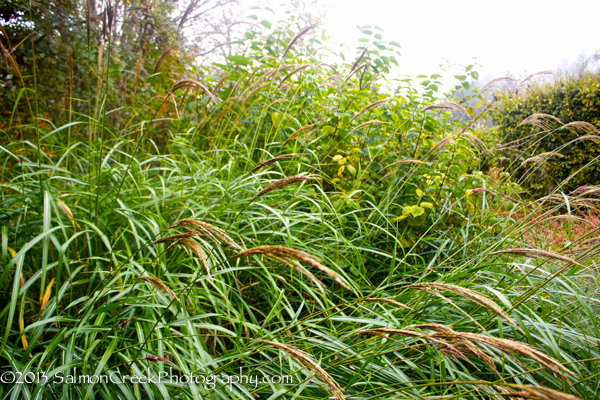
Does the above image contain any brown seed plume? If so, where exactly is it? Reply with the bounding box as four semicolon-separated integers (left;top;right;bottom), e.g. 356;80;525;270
490;248;581;266
171;219;242;251
169;79;214;100
235;246;350;290
523;152;564;164
140;276;181;304
250;175;319;203
139;355;175;366
423;101;469;116
358;325;575;381
498;385;582;400
405;283;521;331
151;232;196;245
175;238;211;277
246;154;303;176
379;159;423;172
348;120;387;135
259;340;344;400
282;22;321;60
518;113;563;131
283;123;316;146
279;64;313;88
350;99;388;122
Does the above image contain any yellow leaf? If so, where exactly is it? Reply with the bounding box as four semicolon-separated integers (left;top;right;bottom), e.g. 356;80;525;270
416;189;423;197
421;202;434;209
271;112;282;128
40;278;55;312
19;301;27;350
337;165;345;176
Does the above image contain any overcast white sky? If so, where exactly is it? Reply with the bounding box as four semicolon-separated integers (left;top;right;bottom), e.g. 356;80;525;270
318;0;600;80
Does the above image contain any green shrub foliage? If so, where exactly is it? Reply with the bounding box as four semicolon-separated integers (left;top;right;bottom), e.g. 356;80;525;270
490;71;600;196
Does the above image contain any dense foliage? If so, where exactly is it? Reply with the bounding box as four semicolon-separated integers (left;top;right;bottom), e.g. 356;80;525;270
489;71;600;196
1;2;599;400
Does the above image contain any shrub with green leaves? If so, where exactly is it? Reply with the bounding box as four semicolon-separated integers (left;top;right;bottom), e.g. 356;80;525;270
489;71;600;197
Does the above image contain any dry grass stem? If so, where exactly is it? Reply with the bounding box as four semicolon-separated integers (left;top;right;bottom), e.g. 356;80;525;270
431;137;453;152
518;114;563;131
172;219;242;251
498;385;582;400
250;175;320;203
259;340;344;400
247;154;303;176
211;72;231;96
423;101;469;116
479;77;518;93
523;152;564;164
490;248;582;266
243;82;270;103
139;355;176;366
379;159;423;172
279;64;313;88
140;276;181;304
360;325;575;381
517;70;553;88
235;246;350;290
571;185;600;196
348;120;387;135
564;121;598;134
463;132;489;153
151;232;196;245
153;47;174;73
0;41;24;85
268;254;326;291
350;47;369;74
282;22;320;59
283;123;316;146
169;79;214;100
570;134;600;143
405;283;521;331
350;99;388;122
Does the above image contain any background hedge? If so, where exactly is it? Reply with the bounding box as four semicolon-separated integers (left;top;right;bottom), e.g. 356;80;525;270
490;71;600;197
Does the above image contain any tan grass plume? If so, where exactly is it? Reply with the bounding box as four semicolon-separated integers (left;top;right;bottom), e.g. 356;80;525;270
423;101;469;116
140;276;181;304
350;99;388;122
235;246;350;290
250;175;319;203
359;324;575;381
379;159;423;173
246;153;303;176
259;340;344;400
518;113;563;131
490;248;581;266
498;385;581;400
175;238;211;277
282;22;320;59
405;283;521;331
169;79;214;101
171;219;242;251
523;152;564;164
283;123;316;146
